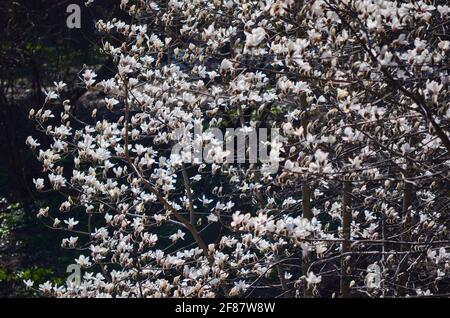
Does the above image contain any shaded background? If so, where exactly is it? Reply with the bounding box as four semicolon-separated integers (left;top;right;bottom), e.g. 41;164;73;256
0;0;118;297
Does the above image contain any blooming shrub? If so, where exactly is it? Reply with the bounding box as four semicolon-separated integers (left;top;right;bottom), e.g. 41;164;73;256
27;0;449;298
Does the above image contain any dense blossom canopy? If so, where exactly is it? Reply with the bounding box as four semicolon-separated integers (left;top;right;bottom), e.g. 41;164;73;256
27;0;449;298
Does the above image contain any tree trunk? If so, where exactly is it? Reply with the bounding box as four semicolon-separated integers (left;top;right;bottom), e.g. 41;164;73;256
340;180;352;298
300;93;313;297
397;167;413;295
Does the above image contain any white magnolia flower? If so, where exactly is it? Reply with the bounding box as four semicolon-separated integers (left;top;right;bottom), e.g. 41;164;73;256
64;218;79;230
105;97;119;110
26;136;40;149
82;69;97;86
23;279;34;289
33;178;45;191
54;81;67;91
75;255;92;268
220;59;233;73
245;27;266;48
229;280;249;296
169;229;186;242
44;90;58;102
207;213;219;223
37;207;49;218
305;272;322;288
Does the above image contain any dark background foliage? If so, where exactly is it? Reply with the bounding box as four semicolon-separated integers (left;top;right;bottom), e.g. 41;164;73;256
0;0;117;297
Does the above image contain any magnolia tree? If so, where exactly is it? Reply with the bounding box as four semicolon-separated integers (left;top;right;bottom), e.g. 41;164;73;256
26;0;449;298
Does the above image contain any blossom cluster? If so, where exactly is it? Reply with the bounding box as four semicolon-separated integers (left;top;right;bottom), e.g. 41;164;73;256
26;0;449;297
